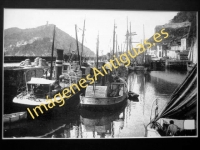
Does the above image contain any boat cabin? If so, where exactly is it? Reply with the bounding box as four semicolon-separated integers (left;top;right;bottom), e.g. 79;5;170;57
62;62;71;74
85;81;127;98
109;82;127;97
26;77;59;98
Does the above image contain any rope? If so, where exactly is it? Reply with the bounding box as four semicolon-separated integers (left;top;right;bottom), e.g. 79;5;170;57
39;124;66;138
13;124;66;138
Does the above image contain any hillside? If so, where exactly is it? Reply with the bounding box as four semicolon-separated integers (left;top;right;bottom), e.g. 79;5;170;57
4;24;95;57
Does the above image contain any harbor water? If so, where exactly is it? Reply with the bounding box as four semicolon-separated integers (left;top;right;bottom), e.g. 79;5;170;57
3;67;188;138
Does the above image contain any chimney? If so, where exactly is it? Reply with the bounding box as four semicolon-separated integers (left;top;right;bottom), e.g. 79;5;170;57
55;49;64;81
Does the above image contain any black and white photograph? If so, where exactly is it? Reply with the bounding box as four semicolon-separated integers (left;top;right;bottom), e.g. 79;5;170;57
3;8;197;139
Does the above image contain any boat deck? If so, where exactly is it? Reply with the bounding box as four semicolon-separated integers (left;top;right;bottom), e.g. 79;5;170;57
146;127;161;137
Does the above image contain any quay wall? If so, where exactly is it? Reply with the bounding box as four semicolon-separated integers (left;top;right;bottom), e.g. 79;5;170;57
165;60;188;70
4;69;26;113
4;56;56;63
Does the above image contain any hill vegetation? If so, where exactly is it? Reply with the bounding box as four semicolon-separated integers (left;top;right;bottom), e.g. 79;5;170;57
170;11;197;46
4;24;95;57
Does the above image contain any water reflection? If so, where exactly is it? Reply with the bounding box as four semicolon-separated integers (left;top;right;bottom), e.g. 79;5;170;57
125;70;187;137
79;103;126;138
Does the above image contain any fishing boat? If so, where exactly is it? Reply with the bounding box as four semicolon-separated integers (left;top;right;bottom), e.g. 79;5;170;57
128;65;145;72
80;77;128;110
80;32;128;110
12;25;86;118
127;23;149;73
3;111;27;123
127;53;146;73
12;50;84;118
13;77;63;106
146;63;197;137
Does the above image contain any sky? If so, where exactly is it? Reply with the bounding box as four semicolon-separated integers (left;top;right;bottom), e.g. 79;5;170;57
4;9;179;55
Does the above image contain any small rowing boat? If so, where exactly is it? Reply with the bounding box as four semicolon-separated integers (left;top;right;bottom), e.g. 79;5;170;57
128;91;139;100
3;111;27;123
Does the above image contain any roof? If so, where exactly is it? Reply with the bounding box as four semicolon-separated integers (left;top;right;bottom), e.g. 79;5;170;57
27;77;56;85
149;45;157;50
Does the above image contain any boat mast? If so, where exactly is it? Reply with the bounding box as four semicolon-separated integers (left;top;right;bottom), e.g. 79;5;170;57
113;21;117;75
126;17;129;53
121;44;122;54
69;43;72;53
118;45;120;56
143;24;146;64
110;47;112;58
116;34;118;57
50;25;56;80
81;19;86;67
96;32;99;69
93;32;99;93
75;24;81;67
129;22;132;51
113;21;116;57
68;43;72;62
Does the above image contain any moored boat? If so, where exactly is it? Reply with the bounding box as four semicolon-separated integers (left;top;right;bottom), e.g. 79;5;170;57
12;49;85;119
128;91;139;101
128;65;145;71
146;64;197;137
79;77;128;110
13;77;63;106
3;111;27;123
187;38;197;72
79;31;128;110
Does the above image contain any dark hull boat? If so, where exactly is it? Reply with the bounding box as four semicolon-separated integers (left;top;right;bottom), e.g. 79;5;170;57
80;78;128;111
128;91;139;100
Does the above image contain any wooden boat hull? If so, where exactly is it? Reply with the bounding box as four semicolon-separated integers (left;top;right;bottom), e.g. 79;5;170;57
3;112;27;123
80;100;127;118
12;88;85;119
146;118;197;137
79;92;128;111
128;66;135;71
